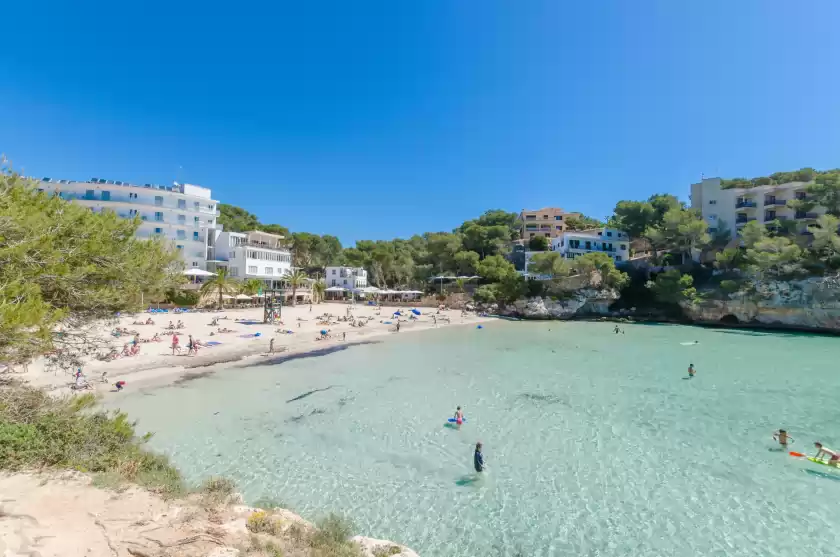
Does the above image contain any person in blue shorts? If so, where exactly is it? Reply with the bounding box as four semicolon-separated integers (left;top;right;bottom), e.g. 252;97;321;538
474;442;485;473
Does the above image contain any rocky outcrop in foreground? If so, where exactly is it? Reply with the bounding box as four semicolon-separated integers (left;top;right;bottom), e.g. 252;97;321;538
682;277;840;331
486;289;620;319
0;472;418;557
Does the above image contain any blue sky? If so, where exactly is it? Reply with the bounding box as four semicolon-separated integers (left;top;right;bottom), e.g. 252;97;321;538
2;1;839;245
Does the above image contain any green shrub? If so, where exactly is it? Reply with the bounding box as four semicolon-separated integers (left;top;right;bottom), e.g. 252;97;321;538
164;289;200;306
310;513;361;556
246;534;284;557
0;384;185;497
247;510;283;536
372;545;403;557
719;279;740;293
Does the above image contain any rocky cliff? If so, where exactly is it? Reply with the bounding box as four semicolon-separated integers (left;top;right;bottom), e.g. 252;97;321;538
681;277;840;331
486;288;621;320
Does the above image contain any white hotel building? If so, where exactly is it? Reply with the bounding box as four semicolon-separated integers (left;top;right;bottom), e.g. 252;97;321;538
210;230;293;289
36;178;219;270
325;266;368;289
691;177;823;241
549;227;630;262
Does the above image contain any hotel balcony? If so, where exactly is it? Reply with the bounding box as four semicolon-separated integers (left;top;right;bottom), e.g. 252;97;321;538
736;200;757;209
736;217;757;227
764;198;787;206
795;211;820;220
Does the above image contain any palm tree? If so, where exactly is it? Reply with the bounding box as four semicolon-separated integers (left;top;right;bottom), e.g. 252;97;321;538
241;278;264;296
285;270;309;306
200;268;238;309
311;279;326;304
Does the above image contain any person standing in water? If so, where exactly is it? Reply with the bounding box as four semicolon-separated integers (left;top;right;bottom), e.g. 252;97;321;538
454;406;464;430
773;429;793;448
688;363;696;378
474;442;485;473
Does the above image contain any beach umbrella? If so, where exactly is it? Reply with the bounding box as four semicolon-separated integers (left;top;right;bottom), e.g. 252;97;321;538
182;268;216;277
320;329;328;335
221;294;235;300
235;294;251;300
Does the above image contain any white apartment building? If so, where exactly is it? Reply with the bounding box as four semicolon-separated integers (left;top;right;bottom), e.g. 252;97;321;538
36;177;219;270
691;177;822;240
211;230;293;289
325;266;368;289
548;227;630;262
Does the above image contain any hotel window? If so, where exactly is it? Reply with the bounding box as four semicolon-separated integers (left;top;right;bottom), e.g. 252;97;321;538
176;230;186;240
620;244;627;250
265;267;273;275
192;262;199;267
101;191;111;201
615;256;622;262
332;269;336;275
248;266;258;274
194;216;200;227
154;228;163;235
194;201;200;211
154;211;164;221
178;214;186;224
85;190;95;200
607;231;612;237
709;200;717;205
229;268;239;277
193;231;200;241
176;245;183;251
177;199;186;209
154;196;163;206
554;215;563;220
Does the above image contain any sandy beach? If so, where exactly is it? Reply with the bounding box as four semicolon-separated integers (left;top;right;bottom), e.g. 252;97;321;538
18;302;491;395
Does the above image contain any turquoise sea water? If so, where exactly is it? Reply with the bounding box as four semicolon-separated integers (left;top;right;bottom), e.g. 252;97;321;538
110;322;840;556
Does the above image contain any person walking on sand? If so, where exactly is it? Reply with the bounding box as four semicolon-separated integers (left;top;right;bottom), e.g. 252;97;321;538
269;337;275;354
187;334;196;356
171;333;180;355
688;363;696;378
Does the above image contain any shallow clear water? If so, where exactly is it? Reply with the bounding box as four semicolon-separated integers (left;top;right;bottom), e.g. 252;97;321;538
110;322;840;556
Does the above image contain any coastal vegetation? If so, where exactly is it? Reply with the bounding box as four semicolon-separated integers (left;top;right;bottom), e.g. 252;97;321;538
0;384;186;497
719;167;837;189
0;165;181;366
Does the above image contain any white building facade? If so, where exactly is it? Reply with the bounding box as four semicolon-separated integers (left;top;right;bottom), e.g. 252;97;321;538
211;230;293;289
325;266;368;289
548;228;630;262
36;178;219;270
691;177;823;241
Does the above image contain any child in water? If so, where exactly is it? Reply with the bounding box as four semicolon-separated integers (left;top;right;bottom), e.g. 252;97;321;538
474;442;485;473
454;406;464;430
773;429;793;447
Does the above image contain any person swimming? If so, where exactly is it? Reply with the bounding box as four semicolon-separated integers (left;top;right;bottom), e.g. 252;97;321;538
454;406;464;430
813;442;840;465
688;363;696;378
474;442;485;473
773;429;793;447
